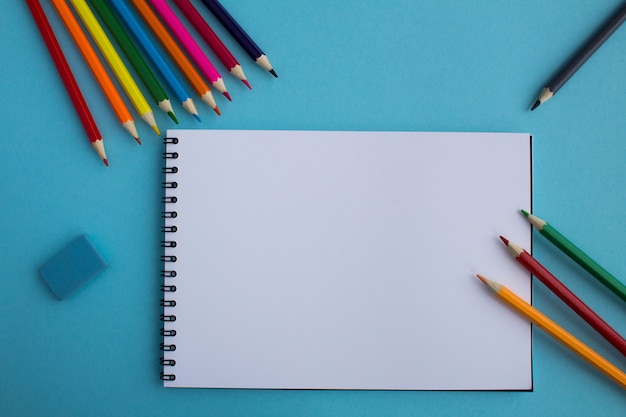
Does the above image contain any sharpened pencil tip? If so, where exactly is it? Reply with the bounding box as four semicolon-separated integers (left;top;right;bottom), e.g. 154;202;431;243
193;113;202;123
531;100;540;111
135;136;142;145
168;111;179;124
520;209;530;218
213;106;221;116
152;125;161;136
242;79;252;89
103;158;109;167
476;274;487;284
499;235;509;245
269;69;277;78
223;91;232;101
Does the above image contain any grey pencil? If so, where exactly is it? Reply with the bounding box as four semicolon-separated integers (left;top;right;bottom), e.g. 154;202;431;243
532;2;626;110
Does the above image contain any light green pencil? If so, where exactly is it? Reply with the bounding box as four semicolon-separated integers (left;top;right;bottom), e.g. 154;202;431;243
521;210;626;302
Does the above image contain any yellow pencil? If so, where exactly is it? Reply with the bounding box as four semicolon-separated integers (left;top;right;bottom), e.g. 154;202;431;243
69;0;160;135
476;274;626;390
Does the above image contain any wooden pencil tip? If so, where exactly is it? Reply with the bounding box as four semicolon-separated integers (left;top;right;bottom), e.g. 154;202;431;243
152;125;161;136
213;106;221;116
269;69;277;78
103;158;109;167
193;114;202;123
476;274;488;284
499;235;509;245
223;91;232;101
242;79;252;89
520;209;530;218
530;100;540;111
168;111;179;124
135;136;142;145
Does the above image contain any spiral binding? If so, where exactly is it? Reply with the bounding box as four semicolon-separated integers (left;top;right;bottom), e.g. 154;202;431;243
160;137;178;381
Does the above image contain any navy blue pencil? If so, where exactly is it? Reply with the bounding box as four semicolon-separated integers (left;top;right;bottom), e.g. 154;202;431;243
532;2;626;110
199;0;277;77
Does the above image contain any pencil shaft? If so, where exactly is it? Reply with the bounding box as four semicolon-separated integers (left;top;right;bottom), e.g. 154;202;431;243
69;0;158;133
129;0;218;112
26;0;107;164
199;0;275;74
108;0;198;115
199;0;261;59
172;0;248;84
89;0;171;113
546;3;626;95
148;0;228;96
479;275;626;390
506;240;626;356
51;0;139;141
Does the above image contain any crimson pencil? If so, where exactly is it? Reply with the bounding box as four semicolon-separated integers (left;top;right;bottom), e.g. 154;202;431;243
172;0;250;89
27;0;107;166
500;236;626;357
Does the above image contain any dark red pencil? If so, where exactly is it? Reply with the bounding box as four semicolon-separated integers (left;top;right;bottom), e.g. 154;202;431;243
173;0;251;89
27;0;107;166
500;236;626;357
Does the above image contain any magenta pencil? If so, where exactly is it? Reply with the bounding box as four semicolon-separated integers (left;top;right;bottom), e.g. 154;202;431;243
172;0;250;89
148;0;231;100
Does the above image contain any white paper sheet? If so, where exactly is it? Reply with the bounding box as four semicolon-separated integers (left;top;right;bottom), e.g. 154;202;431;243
162;130;532;390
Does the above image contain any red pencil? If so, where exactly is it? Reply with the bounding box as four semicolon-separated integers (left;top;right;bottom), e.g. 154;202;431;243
172;0;251;89
26;0;108;166
500;236;626;356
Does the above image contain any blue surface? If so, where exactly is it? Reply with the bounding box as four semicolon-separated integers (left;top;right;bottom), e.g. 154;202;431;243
2;0;626;415
39;234;108;299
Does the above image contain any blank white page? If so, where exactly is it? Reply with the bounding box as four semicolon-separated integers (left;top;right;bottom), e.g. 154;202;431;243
162;130;532;390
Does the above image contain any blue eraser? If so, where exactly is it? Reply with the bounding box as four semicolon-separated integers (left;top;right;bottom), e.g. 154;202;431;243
39;235;108;300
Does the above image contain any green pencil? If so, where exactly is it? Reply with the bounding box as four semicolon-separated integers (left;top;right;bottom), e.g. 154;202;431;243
89;0;178;123
521;210;626;302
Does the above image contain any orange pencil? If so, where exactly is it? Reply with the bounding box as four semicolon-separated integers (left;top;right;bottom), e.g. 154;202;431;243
51;0;140;144
129;0;220;115
477;274;626;390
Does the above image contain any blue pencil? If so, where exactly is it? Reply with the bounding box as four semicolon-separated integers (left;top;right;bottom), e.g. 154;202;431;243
199;0;276;77
108;0;201;121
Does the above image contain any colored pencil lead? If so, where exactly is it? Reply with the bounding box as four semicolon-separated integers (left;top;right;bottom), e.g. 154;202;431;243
168;111;179;124
530;100;540;111
270;69;278;78
193;114;202;123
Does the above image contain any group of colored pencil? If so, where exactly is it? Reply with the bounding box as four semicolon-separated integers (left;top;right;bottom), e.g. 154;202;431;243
27;0;276;166
478;211;626;390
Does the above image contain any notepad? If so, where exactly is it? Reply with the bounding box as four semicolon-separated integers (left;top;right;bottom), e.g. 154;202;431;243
160;130;533;390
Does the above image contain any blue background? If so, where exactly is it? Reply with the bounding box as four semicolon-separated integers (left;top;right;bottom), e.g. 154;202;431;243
2;0;626;415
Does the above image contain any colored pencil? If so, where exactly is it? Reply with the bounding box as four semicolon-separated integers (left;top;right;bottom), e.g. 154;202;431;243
199;0;277;77
500;236;626;356
89;0;177;123
129;0;220;115
51;0;140;144
172;0;250;89
148;0;231;101
531;3;626;110
69;0;160;135
522;210;626;303
27;0;107;166
108;0;201;121
476;274;626;390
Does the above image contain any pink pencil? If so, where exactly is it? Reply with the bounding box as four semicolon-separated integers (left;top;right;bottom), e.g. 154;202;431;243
148;0;230;100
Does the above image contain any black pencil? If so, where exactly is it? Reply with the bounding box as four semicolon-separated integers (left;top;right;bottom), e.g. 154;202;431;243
531;2;626;110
